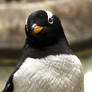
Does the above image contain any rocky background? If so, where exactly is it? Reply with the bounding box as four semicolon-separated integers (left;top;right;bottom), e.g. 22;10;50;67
0;0;92;61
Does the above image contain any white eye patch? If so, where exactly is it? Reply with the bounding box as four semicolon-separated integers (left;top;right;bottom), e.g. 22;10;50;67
45;11;54;24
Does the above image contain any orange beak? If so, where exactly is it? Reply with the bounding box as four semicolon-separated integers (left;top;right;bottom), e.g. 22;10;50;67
33;26;43;34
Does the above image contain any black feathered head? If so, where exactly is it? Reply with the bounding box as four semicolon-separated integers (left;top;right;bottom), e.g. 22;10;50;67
25;10;65;48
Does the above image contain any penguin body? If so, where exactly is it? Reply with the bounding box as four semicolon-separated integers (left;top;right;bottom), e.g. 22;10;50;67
13;55;83;92
2;10;84;92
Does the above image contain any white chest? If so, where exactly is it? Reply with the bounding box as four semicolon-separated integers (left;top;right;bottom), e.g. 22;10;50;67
13;55;83;92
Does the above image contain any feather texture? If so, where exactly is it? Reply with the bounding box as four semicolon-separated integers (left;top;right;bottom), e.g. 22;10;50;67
13;54;84;92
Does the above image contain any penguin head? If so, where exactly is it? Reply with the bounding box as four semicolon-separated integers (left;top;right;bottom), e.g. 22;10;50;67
25;10;64;48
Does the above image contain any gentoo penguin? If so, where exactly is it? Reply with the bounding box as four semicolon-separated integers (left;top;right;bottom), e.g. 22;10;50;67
2;10;84;92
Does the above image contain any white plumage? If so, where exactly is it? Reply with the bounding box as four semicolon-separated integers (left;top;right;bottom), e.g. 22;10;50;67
45;10;53;21
13;54;84;92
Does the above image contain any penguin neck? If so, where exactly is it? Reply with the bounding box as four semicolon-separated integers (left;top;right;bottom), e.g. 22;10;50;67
45;36;73;55
22;36;73;59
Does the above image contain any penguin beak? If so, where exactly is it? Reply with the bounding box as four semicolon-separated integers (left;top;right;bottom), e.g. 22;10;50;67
32;24;43;34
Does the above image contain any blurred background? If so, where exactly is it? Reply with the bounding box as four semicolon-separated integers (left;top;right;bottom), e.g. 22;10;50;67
0;0;92;92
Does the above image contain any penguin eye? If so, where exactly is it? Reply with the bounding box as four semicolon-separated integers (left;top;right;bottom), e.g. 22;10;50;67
48;17;53;24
